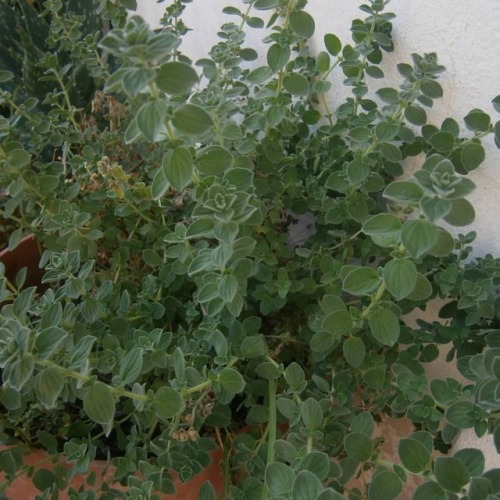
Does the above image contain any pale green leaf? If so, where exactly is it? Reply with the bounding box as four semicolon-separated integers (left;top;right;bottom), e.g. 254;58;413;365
383;258;417;300
156;61;199;95
172;104;213;135
369;308;400;346
83;382;115;433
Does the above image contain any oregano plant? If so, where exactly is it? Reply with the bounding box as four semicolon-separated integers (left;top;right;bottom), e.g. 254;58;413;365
0;0;499;498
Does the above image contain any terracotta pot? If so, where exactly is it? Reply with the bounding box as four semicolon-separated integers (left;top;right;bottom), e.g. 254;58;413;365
0;446;224;499
0;235;43;289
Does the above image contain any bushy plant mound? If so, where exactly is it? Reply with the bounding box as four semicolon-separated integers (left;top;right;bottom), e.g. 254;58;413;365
1;0;500;498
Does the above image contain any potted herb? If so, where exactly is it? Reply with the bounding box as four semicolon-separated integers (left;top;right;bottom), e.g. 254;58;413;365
1;0;500;498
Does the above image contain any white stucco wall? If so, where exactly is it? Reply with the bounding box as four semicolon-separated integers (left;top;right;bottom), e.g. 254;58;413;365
135;0;500;468
136;0;500;257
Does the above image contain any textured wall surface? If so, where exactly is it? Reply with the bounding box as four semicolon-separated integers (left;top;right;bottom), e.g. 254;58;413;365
136;0;500;465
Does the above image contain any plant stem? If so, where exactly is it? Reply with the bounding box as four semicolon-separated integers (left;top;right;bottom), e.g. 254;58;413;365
165;120;177;141
331;229;363;251
361;282;386;319
182;379;212;396
36;359;149;402
261;378;277;500
51;68;80;132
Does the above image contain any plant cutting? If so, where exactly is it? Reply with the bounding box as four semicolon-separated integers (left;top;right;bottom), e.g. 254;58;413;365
1;0;500;498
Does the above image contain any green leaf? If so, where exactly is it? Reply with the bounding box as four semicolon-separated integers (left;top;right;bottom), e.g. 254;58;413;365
299;452;331;481
283;73;309;96
375;122;399;142
430;132;455;154
6;149;31;169
218;274;238;303
218;367;245;394
420;197;452;221
342;267;381;296
454;448;484;477
240;335;268;359
151;164;170;200
156;61;198;95
35;327;67;359
351;412;374;437
369;308;400;346
384;180;423;204
35;367;64;409
495;424;500;453
434;456;470;493
383;259;417;300
240;48;258;61
343;336;366;368
310;331;336;352
38;175;60;196
32;469;57;493
267;44;290;71
163;147;193;191
8;354;34;391
428;226;455;257
401;219;438;258
362;213;402;247
197;283;218;304
443;198;475;227
214;221;238;245
254;0;278;9
412;482;447;500
398;438;430;472
322;310;352;336
380;143;402;162
267;105;285;127
344;432;372;462
405;105;427;126
406;273;432;301
154;386;183;420
367;471;402;500
468;477;492;500
366;65;384;78
301;397;323;430
136;100;167;142
284;362;306;389
461;143;485;172
266;462;294;496
245;17;264;29
291;470;323;500
0;70;14;83
324;33;342;55
198;481;217;500
119;347;143;385
420;79;443;99
376;87;399;104
222;6;241;15
493;95;500;113
289;10;315;38
442;117;460;136
247;66;273;84
120;68;155;96
349;126;372;142
464;110;491;132
124;117;141;143
83;382;115;433
186;218;214;239
222;123;243;140
445;401;477;429
316;51;330;73
172;104;213;135
347;159;370;184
